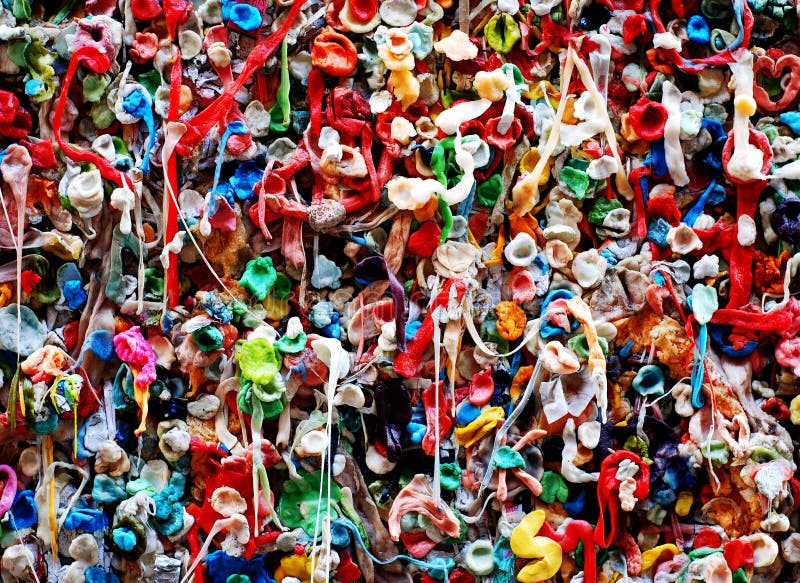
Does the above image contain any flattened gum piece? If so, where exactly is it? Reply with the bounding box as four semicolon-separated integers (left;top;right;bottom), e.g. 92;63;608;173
613;310;692;379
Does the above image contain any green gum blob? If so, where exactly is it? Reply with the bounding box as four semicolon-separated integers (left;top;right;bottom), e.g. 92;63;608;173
559;165;591;200
82;73;111;103
23;39;57;103
440;462;462;491
144;267;164;300
138;69;162;97
92;100;117;129
237;337;280;385
493;445;525;469
268;38;291;134
279;470;342;535
568;334;609;359
623;435;649;460
703;440;730;466
589;197;623;225
539;471;568;504
477;174;503;207
239;256;278;300
193;325;223;352
484;13;521;54
272;272;292;300
12;0;31;21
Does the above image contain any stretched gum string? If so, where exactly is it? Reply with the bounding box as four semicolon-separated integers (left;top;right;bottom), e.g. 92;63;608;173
762;251;800;312
661;81;690;187
458;0;469;32
309;68;324;140
0;146;30;414
213;379;241;452
45;438;57;562
165;48;183;307
248;378;283;534
727;183;766;309
53;46;131;190
35;456;89;564
569;48;633;199
511;48;574;216
710;307;792;330
588;34;611;106
377;256;408;351
325;356;337;583
690;322;708;408
176;0;307;156
309;340;341;583
477;361;542;498
731;57;754;162
250;383;264;537
432;315;442;508
361;124;380;203
566;295;608;421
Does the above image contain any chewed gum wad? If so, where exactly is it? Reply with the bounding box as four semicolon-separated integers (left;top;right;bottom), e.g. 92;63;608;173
0;0;799;582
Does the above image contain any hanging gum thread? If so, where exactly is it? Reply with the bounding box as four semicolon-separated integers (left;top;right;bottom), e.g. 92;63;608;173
164;45;183;307
0;145;31;416
174;0;307;156
513;46;633;217
163;0;307;305
308;339;344;583
54;46;132;190
512;49;573;216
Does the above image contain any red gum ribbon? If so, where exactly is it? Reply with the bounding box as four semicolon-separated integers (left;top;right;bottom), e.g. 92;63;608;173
595;450;650;549
721;129;773;309
538;520;598;583
629;165;651;239
54;46;132;189
175;0;306;157
164;0;192;39
162;1;192;307
421;381;452;456
710;307;793;330
393;279;467;378
251;75;393;231
165;48;183;307
726;181;765;309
